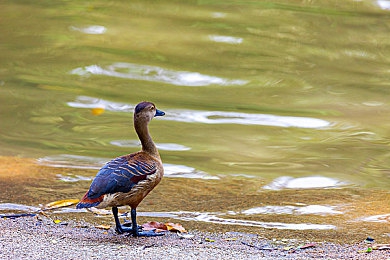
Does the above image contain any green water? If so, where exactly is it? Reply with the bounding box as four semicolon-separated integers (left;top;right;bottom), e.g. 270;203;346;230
1;0;390;191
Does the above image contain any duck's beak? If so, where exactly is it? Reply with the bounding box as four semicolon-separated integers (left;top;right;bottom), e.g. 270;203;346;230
155;109;165;117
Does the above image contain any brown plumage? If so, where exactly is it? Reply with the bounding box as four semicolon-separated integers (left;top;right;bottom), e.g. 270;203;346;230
77;101;165;237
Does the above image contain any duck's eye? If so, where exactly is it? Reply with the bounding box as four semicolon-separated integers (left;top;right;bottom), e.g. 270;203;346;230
150;106;155;110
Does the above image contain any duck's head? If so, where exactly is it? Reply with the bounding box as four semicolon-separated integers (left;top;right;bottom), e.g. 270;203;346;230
134;101;165;122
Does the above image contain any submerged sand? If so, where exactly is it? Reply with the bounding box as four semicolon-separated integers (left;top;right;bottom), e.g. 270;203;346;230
0;156;389;259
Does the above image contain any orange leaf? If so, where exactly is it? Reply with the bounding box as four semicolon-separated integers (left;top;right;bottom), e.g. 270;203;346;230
142;221;167;231
165;222;187;233
44;199;79;210
91;107;105;116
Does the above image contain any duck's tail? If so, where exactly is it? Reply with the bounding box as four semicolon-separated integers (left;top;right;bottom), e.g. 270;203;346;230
76;192;103;209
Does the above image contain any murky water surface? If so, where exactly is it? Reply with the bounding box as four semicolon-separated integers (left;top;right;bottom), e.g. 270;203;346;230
0;0;389;237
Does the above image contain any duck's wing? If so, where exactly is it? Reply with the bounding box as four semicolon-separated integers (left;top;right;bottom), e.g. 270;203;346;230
77;154;157;208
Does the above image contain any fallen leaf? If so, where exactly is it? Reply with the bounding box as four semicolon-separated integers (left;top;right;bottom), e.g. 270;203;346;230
142;221;167;232
283;246;295;251
205;238;215;242
298;243;316;249
53;219;62;224
44;199;79;210
95;224;111;230
91;107;105;116
141;221;187;233
165;222;187;233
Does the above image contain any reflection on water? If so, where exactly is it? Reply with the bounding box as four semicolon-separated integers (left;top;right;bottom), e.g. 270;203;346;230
360;214;390;223
37;154;217;179
0;203;335;231
226;162;304;170
37;154;107;170
163;163;219;180
69;25;107;35
263;176;347;190
56;173;92;183
211;12;226;18
377;0;390;10
208;35;243;44
67;96;133;112
0;203;40;212
242;205;343;216
71;63;248;86
162;110;330;129
68;96;330;128
110;140;191;151
165;211;336;230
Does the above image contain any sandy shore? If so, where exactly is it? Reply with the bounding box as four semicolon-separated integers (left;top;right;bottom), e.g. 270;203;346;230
1;214;389;260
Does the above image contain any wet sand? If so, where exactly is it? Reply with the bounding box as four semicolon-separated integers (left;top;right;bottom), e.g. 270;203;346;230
0;156;389;259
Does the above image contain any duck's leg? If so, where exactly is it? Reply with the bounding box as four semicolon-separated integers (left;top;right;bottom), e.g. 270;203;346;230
112;206;134;234
130;208;164;237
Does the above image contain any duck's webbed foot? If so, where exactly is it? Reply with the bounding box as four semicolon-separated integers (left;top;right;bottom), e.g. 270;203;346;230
112;207;142;234
112;207;164;236
116;224;142;234
130;208;164;237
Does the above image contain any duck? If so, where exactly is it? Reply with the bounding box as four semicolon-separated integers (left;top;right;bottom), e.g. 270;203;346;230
76;101;165;237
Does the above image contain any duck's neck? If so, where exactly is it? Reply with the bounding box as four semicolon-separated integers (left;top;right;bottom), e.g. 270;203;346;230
134;119;160;159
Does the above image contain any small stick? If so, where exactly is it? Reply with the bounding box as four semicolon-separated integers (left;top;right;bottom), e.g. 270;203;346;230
241;241;273;251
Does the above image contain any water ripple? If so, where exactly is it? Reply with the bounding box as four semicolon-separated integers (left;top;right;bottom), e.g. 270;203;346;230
69;25;107;34
242;205;343;216
0;203;40;212
49;208;336;230
263;176;347;190
164;163;219;180
110;140;191;151
67;96;330;129
360;213;390;223
67;96;133;112
208;35;243;44
163;110;329;128
173;211;336;230
37;154;107;170
377;0;390;10
70;63;248;86
37;154;217;180
56;174;93;182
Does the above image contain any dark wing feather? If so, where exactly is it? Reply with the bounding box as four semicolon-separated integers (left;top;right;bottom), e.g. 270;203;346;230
85;154;157;200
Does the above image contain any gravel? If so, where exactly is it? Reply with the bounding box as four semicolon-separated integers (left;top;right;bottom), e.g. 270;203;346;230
1;215;389;260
